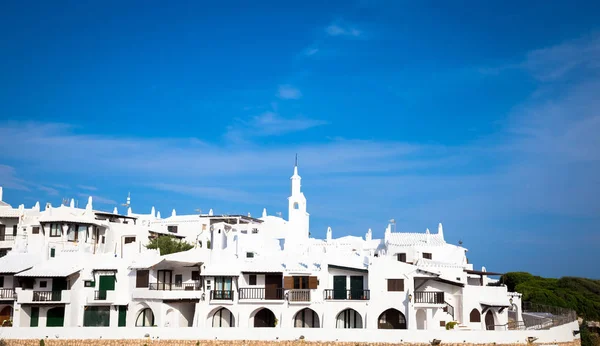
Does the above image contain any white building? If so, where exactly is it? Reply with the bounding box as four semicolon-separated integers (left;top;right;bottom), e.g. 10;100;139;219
0;164;576;342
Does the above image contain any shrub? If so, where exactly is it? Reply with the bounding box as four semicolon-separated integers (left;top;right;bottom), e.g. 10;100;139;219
445;321;458;330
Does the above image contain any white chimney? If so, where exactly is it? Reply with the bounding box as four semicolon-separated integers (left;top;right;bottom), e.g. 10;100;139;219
0;186;3;201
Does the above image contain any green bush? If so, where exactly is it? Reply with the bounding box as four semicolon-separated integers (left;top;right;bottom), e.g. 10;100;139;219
445;321;458;330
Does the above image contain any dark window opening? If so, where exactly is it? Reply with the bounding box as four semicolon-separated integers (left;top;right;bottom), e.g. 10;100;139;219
249;275;257;286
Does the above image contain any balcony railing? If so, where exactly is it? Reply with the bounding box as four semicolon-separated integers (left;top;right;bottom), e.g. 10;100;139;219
238;287;284;300
288;289;311;302
0;235;15;242
94;290;107;300
323;289;370;300
148;282;201;291
210;290;234;300
0;288;15;300
414;291;444;304
33;291;62;302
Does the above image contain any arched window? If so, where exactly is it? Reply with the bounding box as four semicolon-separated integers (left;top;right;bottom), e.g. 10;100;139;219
212;307;234;327
469;308;481;323
377;308;407;329
136;308;155;327
294;308;319;328
336;308;362;328
254;308;276;328
293;202;299;209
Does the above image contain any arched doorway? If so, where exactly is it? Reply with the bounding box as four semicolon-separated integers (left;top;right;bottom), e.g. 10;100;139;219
377;308;407;329
0;306;13;326
336;308;362;328
254;308;276;328
212;307;234;327
46;307;65;327
135;308;155;327
294;308;319;328
416;309;426;330
485;310;495;330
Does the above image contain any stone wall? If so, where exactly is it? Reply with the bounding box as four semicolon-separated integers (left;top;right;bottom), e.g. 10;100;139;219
0;340;582;346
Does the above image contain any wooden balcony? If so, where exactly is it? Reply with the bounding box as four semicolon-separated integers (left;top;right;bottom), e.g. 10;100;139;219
238;287;284;300
16;289;71;304
414;291;444;304
33;291;62;302
323;289;370;300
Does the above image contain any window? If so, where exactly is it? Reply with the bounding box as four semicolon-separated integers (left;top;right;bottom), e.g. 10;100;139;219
175;274;183;287
246;252;254;258
191;271;200;281
440;321;446;327
469;309;481;323
136;270;149;288
294;276;309;289
50;224;61;237
396;253;406;262
167;225;178;233
423;252;432;260
39;281;47;288
249;275;257;285
32;226;40;234
12;225;17;236
67;224;78;242
50;248;56;258
387;279;404;292
124;237;136;244
101;235;105;244
0;276;4;287
293;202;299;209
84;281;95;287
251;228;259;234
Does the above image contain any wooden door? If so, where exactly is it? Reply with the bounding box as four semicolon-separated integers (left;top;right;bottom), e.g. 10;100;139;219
333;276;347;299
46;306;65;327
265;274;282;299
350;276;364;299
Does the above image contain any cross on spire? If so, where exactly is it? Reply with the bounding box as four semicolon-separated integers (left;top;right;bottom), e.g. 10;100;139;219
295;153;298;167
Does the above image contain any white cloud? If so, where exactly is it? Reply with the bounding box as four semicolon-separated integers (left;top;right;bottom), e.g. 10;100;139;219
326;24;362;37
77;193;116;205
0;165;29;191
151;183;254;203
277;85;302;100
224;111;327;143
37;185;59;196
77;185;97;191
304;48;319;56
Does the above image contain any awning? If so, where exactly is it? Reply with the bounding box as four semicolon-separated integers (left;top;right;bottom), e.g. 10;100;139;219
0;253;41;274
465;269;504;276
16;266;81;278
328;264;368;273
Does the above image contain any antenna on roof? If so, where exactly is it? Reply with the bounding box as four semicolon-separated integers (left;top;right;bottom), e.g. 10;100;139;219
121;192;131;208
195;208;202;215
458;240;463;246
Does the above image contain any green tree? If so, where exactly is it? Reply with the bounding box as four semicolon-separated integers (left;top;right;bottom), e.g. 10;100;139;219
146;235;194;255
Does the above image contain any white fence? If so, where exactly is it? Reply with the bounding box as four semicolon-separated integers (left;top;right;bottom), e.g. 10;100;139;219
0;321;579;344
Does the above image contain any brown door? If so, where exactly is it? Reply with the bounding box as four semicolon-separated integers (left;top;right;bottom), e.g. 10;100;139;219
265;274;282;300
0;225;5;241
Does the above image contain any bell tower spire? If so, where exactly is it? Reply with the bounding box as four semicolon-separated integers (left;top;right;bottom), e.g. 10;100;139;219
288;154;309;242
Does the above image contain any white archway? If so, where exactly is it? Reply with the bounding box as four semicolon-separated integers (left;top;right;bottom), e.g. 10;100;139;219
211;307;235;327
416;309;426;330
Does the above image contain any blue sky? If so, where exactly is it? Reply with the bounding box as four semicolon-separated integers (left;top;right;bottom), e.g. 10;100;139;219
1;0;599;278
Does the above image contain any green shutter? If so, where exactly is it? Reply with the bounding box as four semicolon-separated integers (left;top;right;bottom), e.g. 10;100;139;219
30;307;39;327
50;248;55;257
333;276;347;299
46;307;65;327
118;306;127;327
99;275;116;291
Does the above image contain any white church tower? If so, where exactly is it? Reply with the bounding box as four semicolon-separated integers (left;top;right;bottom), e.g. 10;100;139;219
287;155;310;242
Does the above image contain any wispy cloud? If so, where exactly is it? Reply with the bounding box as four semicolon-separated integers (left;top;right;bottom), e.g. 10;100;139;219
0;165;30;191
304;48;319;57
151;183;255;203
77;185;97;191
37;185;59;196
76;193;116;205
326;24;362;38
224;110;327;143
277;85;302;100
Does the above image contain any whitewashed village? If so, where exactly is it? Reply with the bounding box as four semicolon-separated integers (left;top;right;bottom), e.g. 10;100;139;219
0;164;579;343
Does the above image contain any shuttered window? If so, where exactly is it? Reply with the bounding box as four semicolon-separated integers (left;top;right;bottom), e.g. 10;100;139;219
387;279;404;292
136;270;149;288
249;275;257;285
191;271;200;281
423;252;432;259
12;225;17;236
32;226;40;234
283;276;294;289
308;276;318;289
396;253;406;262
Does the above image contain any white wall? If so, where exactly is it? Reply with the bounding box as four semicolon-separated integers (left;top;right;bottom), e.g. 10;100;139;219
0;320;580;344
